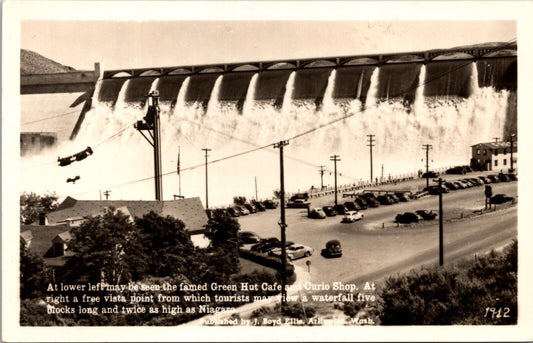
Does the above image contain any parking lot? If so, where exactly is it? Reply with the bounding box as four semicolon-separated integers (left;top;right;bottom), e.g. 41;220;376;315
236;172;518;285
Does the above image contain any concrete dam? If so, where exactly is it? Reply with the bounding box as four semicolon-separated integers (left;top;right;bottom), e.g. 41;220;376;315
21;43;517;205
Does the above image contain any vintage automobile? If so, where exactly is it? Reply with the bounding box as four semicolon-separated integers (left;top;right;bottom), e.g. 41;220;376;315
341;210;364;223
308;207;326;219
395;212;419;224
415;210;438;220
322;206;338;217
490;194;514;205
269;244;314;260
321;240;342;258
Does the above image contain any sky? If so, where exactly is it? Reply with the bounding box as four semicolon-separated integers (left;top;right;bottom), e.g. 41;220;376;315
21;20;516;71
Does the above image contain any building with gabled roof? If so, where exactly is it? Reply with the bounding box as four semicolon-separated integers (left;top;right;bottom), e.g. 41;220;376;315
470;140;517;172
45;196;210;246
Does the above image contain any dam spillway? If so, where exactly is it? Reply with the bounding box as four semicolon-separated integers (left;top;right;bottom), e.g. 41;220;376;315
20;45;517;206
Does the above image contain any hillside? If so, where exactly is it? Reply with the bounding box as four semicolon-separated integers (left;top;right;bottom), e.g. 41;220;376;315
20;49;76;75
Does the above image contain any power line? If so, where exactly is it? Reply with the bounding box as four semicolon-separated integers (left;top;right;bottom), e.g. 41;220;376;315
21;109;81;125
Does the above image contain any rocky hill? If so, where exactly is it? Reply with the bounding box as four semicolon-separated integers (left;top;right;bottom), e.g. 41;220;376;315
21;49;76;75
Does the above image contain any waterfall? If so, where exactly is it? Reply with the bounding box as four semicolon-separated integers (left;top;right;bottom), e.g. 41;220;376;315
114;79;131;110
173;76;190;116
321;69;337;114
242;73;258;116
413;65;426;115
206;75;223;116
470;62;480;96
356;71;364;100
281;71;296;115
91;78;104;109
365;68;380;108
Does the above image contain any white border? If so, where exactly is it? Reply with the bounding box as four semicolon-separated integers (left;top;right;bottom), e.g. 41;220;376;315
3;1;533;341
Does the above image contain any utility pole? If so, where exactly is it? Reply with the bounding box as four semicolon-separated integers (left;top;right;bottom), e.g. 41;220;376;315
134;90;163;200
367;134;375;182
254;176;258;200
330;155;341;205
509;134;516;173
493;137;500;143
202;148;212;209
103;190;111;200
422;144;433;188
274;140;289;306
318;165;326;190
433;177;445;266
177;146;181;198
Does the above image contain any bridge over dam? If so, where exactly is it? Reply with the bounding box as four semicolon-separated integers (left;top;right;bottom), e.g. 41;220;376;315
21;43;516;147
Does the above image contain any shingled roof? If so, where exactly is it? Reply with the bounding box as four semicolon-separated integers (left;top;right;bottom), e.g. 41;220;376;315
47;197;208;233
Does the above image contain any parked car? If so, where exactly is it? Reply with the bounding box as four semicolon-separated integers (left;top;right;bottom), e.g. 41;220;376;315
395;192;410;202
238;231;262;244
490;194;514;205
341;210;364;223
308;207;326;219
286;199;310;208
244;203;258;213
322;206;338;216
444;182;459;190
263;200;278;209
478;176;491;184
395;212;419;224
424;185;449;195
237;206;250;215
415;210;437;220
344;201;362;211
487;175;500;183
289;192;309;202
270;244;314;260
333;204;348;215
377;195;394;205
321;240;342;258
251;237;282;253
422;171;438;178
507;173;518;181
226;207;241;217
386;194;399;203
251;201;266;211
354;197;369;209
497;173;510;182
364;196;380;207
445;166;466;175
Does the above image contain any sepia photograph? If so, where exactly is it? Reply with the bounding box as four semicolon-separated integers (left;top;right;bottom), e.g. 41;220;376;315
3;1;533;341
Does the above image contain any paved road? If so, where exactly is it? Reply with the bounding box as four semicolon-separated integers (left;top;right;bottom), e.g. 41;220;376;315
238;177;517;285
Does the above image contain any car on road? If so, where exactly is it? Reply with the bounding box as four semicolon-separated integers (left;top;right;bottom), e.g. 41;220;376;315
321;240;342;258
487;175;500;183
341;210;364;223
308;207;326;219
251;201;266;211
237;206;250;215
363;196;380;207
251;238;294;253
322;206;338;216
263;200;278;209
386;194;399;203
395;212;419;224
489;194;514;205
415;210;438;220
238;231;262;244
286;199;310;208
269;244;314;260
333;204;348;215
444;182;459;190
478;176;491;184
445;166;466;175
497;173;510;182
507;173;518;181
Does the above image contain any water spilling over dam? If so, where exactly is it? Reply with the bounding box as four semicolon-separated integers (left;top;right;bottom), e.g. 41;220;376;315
21;51;517;206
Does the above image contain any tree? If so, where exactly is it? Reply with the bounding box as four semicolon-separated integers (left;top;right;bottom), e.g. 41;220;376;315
206;209;240;247
65;209;146;284
20;239;50;299
20;191;59;224
135;211;197;277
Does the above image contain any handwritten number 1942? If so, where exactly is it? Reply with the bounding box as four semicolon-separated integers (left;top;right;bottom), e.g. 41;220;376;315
484;307;510;319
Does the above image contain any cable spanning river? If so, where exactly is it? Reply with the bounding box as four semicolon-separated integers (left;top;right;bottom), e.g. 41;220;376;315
21;62;516;207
